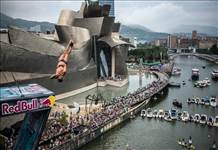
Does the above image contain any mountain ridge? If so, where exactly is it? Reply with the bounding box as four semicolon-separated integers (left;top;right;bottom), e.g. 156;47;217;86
0;12;55;32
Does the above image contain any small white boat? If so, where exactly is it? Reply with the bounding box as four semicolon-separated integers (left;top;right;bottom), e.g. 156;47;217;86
211;141;217;150
153;96;158;100
152;109;158;118
141;109;146;118
211;69;218;80
192;68;199;79
200;114;207;124
213;116;218;127
177;111;182;120
207;116;214;126
164;111;172;121
147;108;153;118
194;97;200;104
194;114;200;123
181;111;189;122
210;97;217;107
177;139;196;150
158;109;165;119
172;70;181;76
204;99;210;106
199;98;205;105
169;109;177;120
187;98;192;104
204;77;210;82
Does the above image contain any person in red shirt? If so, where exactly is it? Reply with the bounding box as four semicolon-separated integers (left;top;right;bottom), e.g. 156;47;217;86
50;40;74;82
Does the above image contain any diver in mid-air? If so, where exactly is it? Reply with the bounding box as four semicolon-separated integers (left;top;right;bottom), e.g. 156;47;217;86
50;40;74;82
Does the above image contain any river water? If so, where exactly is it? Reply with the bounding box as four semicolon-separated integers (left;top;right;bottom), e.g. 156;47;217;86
60;55;218;150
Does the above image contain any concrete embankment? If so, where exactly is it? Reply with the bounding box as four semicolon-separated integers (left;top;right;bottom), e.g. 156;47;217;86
56;78;129;100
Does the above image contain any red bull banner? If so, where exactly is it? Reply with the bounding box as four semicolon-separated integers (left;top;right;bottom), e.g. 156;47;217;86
1;96;55;116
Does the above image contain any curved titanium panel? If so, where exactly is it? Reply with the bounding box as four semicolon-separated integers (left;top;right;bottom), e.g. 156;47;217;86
55;25;91;48
57;10;77;26
115;45;128;76
0;41;95;74
98;33;134;48
3;26;94;73
73;17;114;36
0;42;58;73
112;23;121;32
8;27;64;56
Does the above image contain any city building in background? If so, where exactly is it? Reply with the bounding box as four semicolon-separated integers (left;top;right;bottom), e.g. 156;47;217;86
192;30;197;40
99;0;114;16
129;37;137;50
154;38;167;47
168;35;177;49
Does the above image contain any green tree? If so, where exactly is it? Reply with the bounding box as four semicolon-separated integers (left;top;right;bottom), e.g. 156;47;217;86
210;44;218;54
58;111;68;125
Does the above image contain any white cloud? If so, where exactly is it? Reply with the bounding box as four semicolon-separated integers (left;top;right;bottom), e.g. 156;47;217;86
0;1;83;23
116;1;218;32
0;1;217;32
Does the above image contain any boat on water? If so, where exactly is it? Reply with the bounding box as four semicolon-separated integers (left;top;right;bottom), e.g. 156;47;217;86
194;97;200;104
213;116;218;127
210;97;217;107
141;109;146;118
199;98;205;105
164;111;172;121
172;99;182;108
191;68;199;80
194;114;200;123
146;108;153;118
168;82;181;88
175;67;181;71
152;109;158;118
200;114;207;124
211;69;218;80
181;111;189;122
177;139;196;150
210;141;217;150
177;111;182;120
207;116;214;126
203;97;210;106
153;96;158;100
169;109;177;120
187;97;196;104
172;67;181;76
194;80;209;88
204;78;211;83
158;109;165;119
187;98;192;104
172;70;181;76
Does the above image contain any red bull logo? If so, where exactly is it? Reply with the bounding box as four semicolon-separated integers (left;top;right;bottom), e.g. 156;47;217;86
1;96;55;116
40;96;55;107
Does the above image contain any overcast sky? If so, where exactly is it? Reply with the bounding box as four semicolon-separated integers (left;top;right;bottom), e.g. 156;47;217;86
1;0;217;32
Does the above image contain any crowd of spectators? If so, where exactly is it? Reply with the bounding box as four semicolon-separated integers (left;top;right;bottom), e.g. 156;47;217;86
4;77;168;150
98;75;122;81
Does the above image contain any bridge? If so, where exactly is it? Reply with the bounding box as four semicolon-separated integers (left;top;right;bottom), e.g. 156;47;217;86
169;53;218;64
